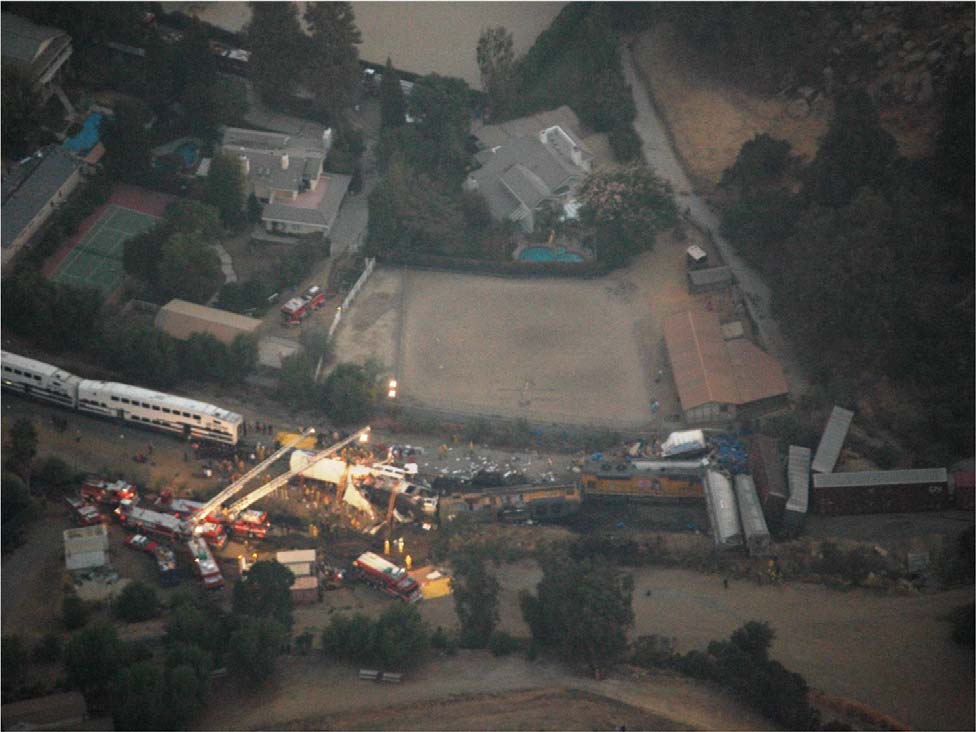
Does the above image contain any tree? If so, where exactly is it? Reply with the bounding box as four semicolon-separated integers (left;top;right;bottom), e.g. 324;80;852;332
1;472;33;551
182;77;249;138
158;232;222;304
161;663;207;729
206;151;246;227
62;595;89;630
379;57;406;129
174;18;217;94
246;1;306;106
407;74;472;180
276;352;317;409
520;551;634;678
322;361;382;425
166;200;223;238
451;549;500;648
35;456;75;495
232;560;295;632
226;616;287;688
111;660;164;730
101;98;153;184
165;596;229;661
1;635;29;697
578;164;678;265
477;26;516;120
1;63;40;158
124;222;173;282
321;612;376;665
7;419;38;480
247;193;263;224
730;620;775;661
65;622;122;698
114;581;161;623
721;133;792;191
98;318;180;388
371;603;430;670
809;90;897;208
303;2;363;120
228;334;260;384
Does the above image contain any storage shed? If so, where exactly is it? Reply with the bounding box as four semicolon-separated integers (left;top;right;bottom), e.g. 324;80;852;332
290;575;319;605
812;468;949;515
783;445;811;537
812;406;854;474
276;549;316;578
63;524;109;571
155;299;262;346
687;265;733;293
703;470;743;550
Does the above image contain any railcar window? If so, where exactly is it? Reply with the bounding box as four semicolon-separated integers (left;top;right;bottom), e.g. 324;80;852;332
33;375;41;381
163;408;171;413
142;402;150;409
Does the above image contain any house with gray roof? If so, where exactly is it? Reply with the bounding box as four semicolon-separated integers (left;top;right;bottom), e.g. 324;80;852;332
220;126;350;236
1;146;81;266
1;12;72;101
465;117;593;233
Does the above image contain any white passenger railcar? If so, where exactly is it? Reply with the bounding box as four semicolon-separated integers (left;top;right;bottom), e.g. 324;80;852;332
1;350;242;446
1;350;81;408
77;380;241;444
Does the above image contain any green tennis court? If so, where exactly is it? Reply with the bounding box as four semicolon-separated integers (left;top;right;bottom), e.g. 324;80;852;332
51;205;160;296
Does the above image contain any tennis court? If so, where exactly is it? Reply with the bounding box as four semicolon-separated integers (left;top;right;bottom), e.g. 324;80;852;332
51;204;160;295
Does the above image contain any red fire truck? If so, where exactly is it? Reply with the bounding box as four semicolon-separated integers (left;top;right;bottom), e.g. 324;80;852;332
280;285;326;325
352;552;422;603
114;500;186;542
64;496;104;526
229;509;270;539
186;536;224;589
154;494;229;549
81;478;138;506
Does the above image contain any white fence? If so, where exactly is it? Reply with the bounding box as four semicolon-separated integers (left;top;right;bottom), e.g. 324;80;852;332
315;257;376;382
328;257;375;339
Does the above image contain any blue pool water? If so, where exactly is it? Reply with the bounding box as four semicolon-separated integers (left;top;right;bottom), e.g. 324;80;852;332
519;245;584;263
62;113;103;153
175;141;199;168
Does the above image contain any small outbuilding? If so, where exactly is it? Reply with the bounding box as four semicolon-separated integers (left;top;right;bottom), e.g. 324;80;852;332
290;575;319;605
63;524;108;571
276;549;316;578
155;299;261;346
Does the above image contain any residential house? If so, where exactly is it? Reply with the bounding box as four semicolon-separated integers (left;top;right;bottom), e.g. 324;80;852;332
1;12;72;103
1;146;82;266
465;114;593;233
219;126;351;237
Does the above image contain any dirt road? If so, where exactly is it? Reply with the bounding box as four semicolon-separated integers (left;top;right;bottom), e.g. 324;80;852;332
197;652;773;731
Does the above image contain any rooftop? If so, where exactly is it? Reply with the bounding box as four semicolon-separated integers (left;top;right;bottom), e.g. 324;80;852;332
1;147;81;248
155;298;262;347
812;468;948;489
663;309;789;411
812;406;855;474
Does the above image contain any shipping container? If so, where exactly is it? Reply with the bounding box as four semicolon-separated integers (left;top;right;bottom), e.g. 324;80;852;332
703;471;743;550
812;468;950;515
735;475;771;557
812;406;854;474
783;446;811;537
748;435;787;531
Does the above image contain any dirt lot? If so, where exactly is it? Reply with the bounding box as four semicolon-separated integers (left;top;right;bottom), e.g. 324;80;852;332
331;222;721;431
632;23;832;192
199;652;773;731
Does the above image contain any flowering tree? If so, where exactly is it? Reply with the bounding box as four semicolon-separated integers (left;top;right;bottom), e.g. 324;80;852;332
578;164;678;264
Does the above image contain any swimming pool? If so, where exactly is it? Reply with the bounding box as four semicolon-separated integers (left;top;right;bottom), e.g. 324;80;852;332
519;246;584;263
175;141;199;168
62;113;103;153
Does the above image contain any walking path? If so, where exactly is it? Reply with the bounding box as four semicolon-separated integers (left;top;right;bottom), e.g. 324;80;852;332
620;45;808;393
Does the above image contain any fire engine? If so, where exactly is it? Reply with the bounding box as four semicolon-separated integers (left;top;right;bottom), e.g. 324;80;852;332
280;285;326;325
64;496;103;526
352;552;422;603
156;493;252;544
81;478;138;506
114;500;186;542
186;536;224;589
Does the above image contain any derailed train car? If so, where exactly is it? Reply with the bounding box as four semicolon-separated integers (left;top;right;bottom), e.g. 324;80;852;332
703;470;743;551
734;474;771;556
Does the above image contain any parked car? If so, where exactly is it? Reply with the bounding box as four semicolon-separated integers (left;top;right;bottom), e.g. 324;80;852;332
123;533;159;555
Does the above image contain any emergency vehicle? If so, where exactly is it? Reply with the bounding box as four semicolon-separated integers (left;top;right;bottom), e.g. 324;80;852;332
280;285;326;325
